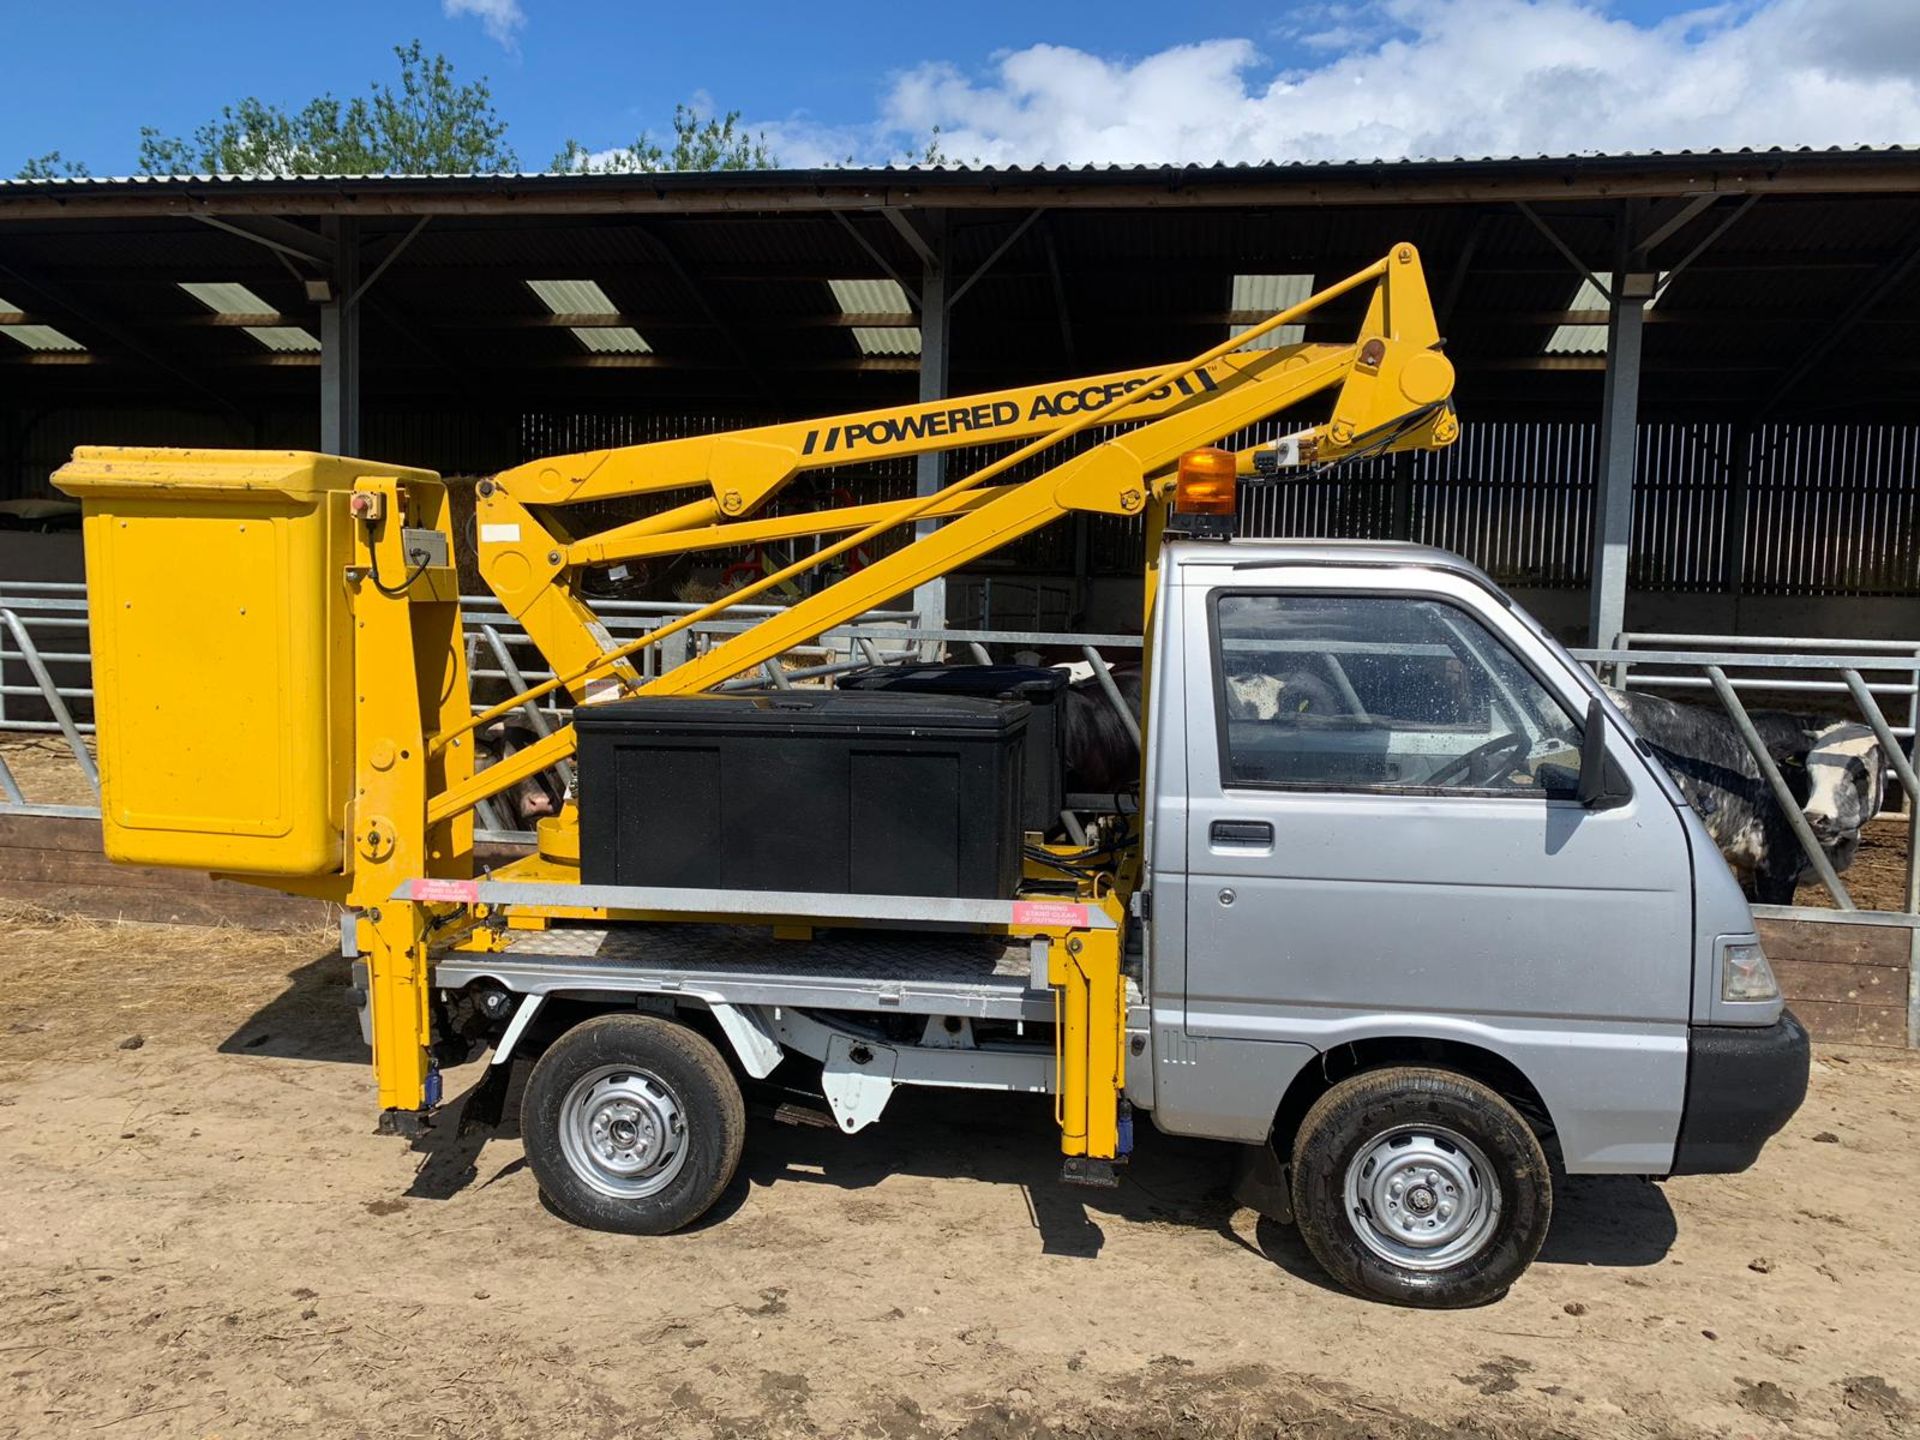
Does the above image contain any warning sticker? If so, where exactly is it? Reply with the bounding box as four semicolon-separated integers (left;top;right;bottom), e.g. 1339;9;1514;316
408;878;480;904
1012;900;1090;930
479;523;521;544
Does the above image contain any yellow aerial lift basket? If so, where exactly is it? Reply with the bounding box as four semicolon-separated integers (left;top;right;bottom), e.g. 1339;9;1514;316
55;447;442;877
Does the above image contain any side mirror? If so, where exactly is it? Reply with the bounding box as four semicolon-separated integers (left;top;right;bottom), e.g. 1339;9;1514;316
1576;696;1632;810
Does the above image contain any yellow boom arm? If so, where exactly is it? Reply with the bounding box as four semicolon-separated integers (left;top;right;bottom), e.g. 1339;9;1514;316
441;243;1456;828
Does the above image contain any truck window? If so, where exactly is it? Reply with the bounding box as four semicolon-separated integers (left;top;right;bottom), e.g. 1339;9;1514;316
1210;592;1584;796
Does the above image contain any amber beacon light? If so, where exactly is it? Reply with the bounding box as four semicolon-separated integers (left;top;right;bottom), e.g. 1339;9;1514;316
1175;447;1238;513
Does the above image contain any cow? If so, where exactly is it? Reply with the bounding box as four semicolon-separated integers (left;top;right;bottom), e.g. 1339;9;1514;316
1222;667;1344;721
1058;664;1143;797
473;718;567;829
1800;722;1891;875
1605;689;1889;904
1059;661;1347;795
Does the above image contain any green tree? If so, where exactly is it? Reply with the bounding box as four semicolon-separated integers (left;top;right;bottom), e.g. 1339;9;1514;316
552;104;776;174
15;151;91;179
136;40;517;177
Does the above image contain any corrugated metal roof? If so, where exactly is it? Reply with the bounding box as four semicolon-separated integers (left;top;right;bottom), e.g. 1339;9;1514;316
1545;278;1611;356
243;325;321;353
1;147;1913;426
829;278;911;315
178;280;320;352
0;144;1911;189
573;326;652;355
1230;273;1314;349
831;280;918;355
1;293;65;349
526;278;653;355
851;326;922;357
0;322;85;352
526;278;621;315
677;214;866;269
1544;273;1670;356
178;280;272;314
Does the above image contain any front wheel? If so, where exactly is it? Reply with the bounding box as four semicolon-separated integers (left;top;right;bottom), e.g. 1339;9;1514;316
1290;1067;1551;1307
522;1013;746;1235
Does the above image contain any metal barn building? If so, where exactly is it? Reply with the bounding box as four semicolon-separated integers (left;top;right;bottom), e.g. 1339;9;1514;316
5;152;1920;1046
2;148;1918;645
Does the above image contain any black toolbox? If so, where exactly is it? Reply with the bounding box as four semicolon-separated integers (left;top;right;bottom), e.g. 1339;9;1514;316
838;664;1067;833
574;690;1027;898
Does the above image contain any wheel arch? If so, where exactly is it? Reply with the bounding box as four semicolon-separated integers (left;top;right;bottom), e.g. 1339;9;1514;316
438;979;785;1081
1269;1035;1559;1164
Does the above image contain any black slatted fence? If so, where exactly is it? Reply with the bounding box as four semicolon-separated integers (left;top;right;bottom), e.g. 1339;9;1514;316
1232;421;1920;597
14;408;1919;598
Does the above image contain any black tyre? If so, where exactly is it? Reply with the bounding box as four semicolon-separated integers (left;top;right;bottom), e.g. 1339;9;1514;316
1290;1066;1550;1308
522;1013;746;1235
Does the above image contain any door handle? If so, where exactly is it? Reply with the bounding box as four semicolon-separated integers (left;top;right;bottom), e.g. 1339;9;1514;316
1209;819;1274;846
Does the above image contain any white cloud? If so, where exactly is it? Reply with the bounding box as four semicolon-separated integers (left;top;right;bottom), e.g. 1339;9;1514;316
757;0;1920;166
444;0;526;49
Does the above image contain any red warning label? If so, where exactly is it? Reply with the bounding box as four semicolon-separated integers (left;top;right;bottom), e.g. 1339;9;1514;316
408;878;480;904
1012;900;1090;930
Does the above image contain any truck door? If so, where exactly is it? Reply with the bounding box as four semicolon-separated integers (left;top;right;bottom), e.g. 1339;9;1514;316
1178;565;1695;1172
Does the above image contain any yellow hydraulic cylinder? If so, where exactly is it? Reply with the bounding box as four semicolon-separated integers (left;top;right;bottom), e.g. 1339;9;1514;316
1046;922;1127;1176
343;473;473;1125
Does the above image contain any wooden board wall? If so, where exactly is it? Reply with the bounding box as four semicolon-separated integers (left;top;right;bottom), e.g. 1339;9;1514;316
0;813;330;929
1755;916;1913;1048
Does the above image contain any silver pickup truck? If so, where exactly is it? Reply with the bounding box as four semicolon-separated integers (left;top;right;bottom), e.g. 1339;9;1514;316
405;537;1807;1309
1142;538;1807;1303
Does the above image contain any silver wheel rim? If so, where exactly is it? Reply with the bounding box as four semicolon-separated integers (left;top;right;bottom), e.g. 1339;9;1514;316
557;1065;691;1200
1342;1123;1501;1271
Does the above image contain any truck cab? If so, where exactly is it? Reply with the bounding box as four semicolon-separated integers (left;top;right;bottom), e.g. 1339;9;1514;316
1136;538;1808;1303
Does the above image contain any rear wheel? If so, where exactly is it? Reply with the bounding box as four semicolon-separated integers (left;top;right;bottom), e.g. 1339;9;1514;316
523;1013;746;1235
1290;1067;1550;1308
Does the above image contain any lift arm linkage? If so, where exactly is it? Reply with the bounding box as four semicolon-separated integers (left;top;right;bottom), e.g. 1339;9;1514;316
471;353;1280;706
433;243;1457;826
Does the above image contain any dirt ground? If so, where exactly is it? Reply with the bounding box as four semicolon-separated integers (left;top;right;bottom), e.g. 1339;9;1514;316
1793;816;1912;912
0;735;97;809
0;904;1915;1439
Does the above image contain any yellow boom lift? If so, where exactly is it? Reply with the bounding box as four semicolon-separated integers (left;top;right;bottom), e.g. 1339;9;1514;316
57;244;1458;1200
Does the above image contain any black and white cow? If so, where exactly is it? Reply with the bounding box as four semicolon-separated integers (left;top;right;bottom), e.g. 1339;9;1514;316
1606;689;1890;903
1799;721;1892;875
1057;662;1343;795
473;718;567;829
1222;668;1343;721
1060;656;1354;793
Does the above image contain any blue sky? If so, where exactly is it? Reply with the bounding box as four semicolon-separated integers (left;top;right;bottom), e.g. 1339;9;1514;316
6;0;1916;174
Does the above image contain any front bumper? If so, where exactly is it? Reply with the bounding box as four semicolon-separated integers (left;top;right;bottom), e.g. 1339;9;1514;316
1669;1010;1810;1176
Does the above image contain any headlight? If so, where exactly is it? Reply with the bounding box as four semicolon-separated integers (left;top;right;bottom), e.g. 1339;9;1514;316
1721;941;1780;1002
